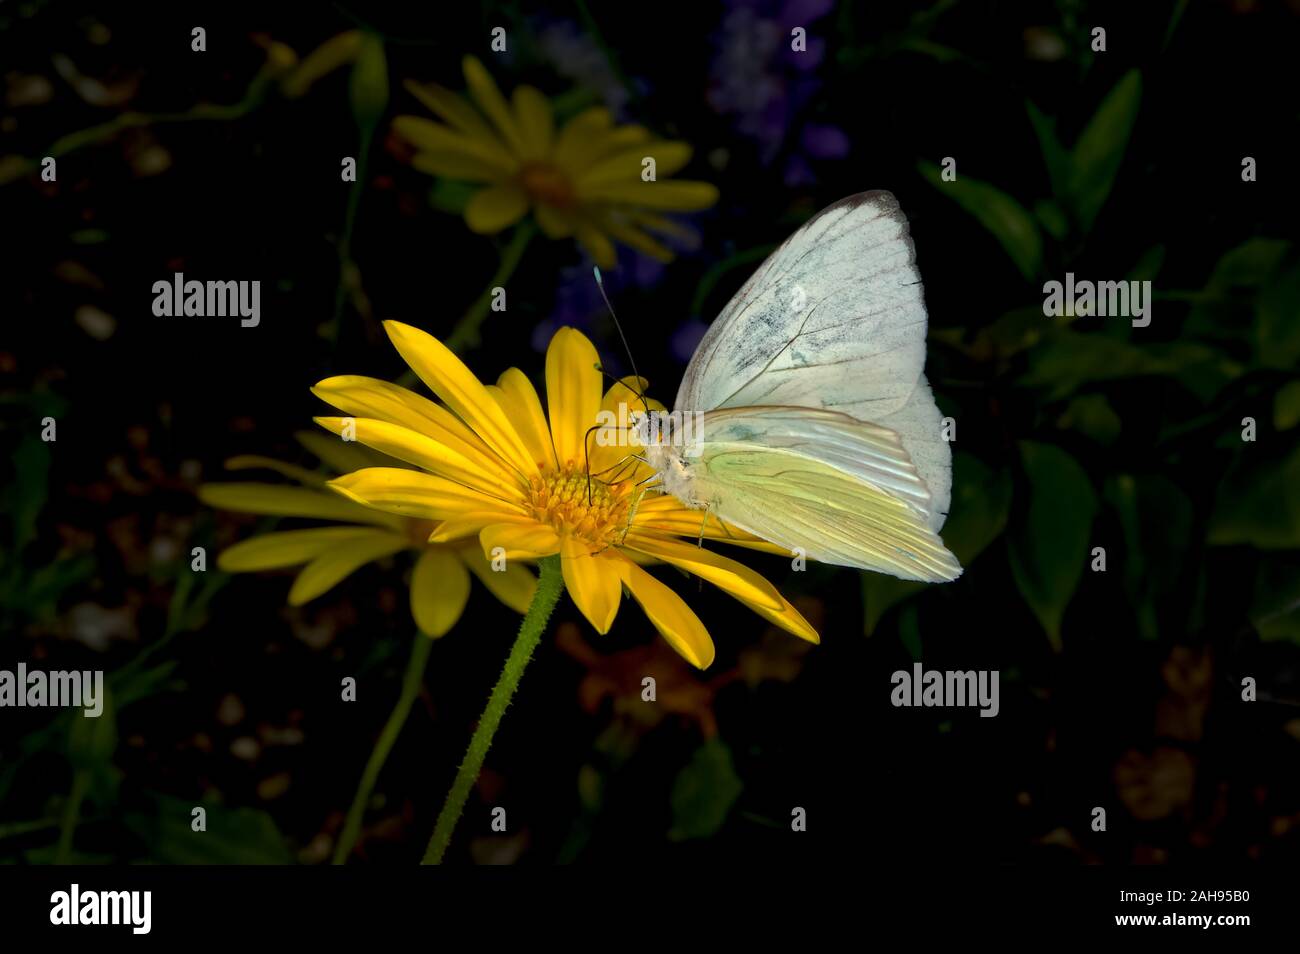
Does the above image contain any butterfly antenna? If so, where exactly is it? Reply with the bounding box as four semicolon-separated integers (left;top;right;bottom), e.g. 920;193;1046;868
594;267;652;417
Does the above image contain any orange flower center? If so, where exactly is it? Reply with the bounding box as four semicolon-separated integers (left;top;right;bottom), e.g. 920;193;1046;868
519;162;576;209
529;464;633;548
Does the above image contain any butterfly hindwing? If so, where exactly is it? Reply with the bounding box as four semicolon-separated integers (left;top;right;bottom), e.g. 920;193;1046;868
688;440;962;583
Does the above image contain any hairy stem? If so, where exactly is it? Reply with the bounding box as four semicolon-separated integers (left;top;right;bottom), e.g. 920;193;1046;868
422;554;563;864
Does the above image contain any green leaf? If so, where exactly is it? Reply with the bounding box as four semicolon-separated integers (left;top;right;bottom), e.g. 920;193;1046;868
1033;199;1069;242
124;793;295;864
1057;394;1122;445
3;554;95;618
1007;442;1098;650
918;160;1043;280
1275;381;1300;431
668;739;743;841
1026;99;1072;200
10;435;50;553
1067;69;1142;231
1256;263;1300;370
1127;245;1166;283
1208;444;1300;549
428;179;477;215
1104;475;1193;641
863;453;1011;632
1184;238;1291;343
68;687;117;771
1251;557;1300;642
1019;332;1238;404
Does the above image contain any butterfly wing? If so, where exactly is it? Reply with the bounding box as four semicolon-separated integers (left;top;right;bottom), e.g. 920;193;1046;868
685;429;961;582
697;405;939;526
676;191;928;423
675;190;952;533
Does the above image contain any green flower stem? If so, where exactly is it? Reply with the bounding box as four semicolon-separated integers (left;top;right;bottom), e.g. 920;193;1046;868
328;125;375;354
397;221;535;388
54;769;89;864
333;628;435;865
444;219;537;352
422;553;563;864
0;75;273;187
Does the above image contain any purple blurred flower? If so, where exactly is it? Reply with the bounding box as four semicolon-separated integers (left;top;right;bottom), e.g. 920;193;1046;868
534;18;635;116
534;249;670;355
708;0;847;184
671;318;710;365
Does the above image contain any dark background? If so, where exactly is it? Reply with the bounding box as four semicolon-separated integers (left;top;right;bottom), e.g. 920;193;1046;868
1;0;1299;865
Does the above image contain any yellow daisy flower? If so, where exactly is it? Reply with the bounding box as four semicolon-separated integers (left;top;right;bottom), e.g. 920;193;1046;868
198;432;536;637
315;321;818;669
394;55;719;268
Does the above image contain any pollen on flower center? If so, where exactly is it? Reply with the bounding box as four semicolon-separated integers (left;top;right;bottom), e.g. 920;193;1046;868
530;464;633;547
519;162;576;209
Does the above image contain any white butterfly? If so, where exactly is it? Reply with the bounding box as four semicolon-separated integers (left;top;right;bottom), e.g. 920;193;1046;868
638;191;961;583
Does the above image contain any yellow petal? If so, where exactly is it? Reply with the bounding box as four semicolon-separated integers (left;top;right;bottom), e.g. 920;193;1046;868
459;545;537;614
288;534;409;605
392;116;516;176
575;223;617;269
488;368;557;470
627;210;696;240
511;85;554;161
314;416;523;500
331;467;524;522
465;182;530;234
634;499;786;553
403;79;497;139
411;150;504;183
534;203;576;239
621;532;784;611
461;56;525;155
612;555;714;668
553;107;613;172
582;179;719;211
480;521;561;560
296;430;398;474
223;455;325;486
312;375;506;480
427;512;520;543
577;141;693;188
599;218;673;261
383;320;538;480
545;327;603;466
410;547;471;637
560;537;622;633
199;483;400;528
595;125;652;155
218;527;400;571
745;591;821;644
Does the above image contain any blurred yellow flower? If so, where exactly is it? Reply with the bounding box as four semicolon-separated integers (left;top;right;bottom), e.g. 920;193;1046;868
315;321;817;669
198;433;536;637
394;56;718;268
